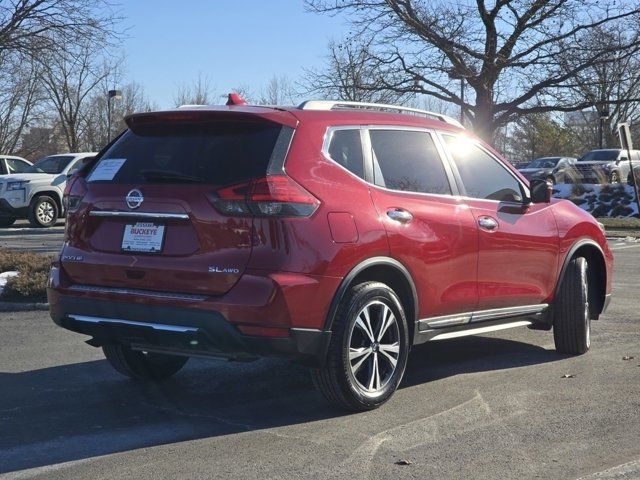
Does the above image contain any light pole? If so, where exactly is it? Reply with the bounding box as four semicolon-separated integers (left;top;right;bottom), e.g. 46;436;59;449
447;70;466;126
107;89;122;144
598;107;609;149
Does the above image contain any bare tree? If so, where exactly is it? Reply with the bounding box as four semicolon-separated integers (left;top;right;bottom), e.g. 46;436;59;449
306;0;640;141
302;39;409;104
81;81;157;151
563;28;640;149
173;74;216;107
0;53;44;153
38;42;119;151
0;0;121;58
259;75;298;105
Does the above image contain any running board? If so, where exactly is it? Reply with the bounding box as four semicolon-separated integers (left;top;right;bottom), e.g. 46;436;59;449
427;320;532;341
418;304;548;331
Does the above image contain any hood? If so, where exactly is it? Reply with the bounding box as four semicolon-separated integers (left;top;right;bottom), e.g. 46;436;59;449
0;173;56;182
575;160;613;166
519;168;550;175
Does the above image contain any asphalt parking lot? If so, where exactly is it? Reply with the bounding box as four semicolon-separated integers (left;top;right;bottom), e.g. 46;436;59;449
0;220;65;256
0;240;638;479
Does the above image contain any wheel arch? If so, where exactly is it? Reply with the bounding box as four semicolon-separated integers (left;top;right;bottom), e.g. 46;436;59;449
555;240;607;319
29;189;63;213
325;257;418;342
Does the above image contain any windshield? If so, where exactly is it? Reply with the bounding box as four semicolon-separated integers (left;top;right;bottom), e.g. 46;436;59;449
24;155;75;174
527;158;559;168
579;150;619;162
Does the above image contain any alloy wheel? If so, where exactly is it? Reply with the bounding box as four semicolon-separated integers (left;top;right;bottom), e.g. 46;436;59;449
347;300;400;394
37;201;55;224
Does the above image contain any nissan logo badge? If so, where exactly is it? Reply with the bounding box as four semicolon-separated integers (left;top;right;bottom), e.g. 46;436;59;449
125;189;144;209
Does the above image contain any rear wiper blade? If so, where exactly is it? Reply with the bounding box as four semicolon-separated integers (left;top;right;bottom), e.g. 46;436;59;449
140;169;205;183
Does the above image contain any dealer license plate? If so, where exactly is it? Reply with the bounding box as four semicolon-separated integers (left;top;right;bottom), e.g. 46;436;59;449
122;222;165;253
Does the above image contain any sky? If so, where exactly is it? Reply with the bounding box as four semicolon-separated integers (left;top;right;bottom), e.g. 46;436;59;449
120;0;350;108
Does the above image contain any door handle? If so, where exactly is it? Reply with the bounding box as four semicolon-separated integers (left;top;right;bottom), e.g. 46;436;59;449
478;216;498;231
387;209;413;224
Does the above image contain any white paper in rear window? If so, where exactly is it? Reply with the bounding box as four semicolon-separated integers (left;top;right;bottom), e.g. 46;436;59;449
87;158;126;181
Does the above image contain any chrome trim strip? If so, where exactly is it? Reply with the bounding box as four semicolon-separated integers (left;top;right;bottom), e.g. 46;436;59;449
89;211;189;220
429;320;532;341
418;303;547;331
470;304;548;322
68;284;207;301
423;313;472;329
68;314;198;333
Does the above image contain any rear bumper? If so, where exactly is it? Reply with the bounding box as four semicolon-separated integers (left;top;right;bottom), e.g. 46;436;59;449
47;265;338;366
49;295;331;365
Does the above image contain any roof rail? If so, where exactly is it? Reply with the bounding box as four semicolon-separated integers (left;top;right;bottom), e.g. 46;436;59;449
298;100;463;128
177;104;207;109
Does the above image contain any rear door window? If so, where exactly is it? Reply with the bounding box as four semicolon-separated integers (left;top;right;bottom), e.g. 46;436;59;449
370;129;451;195
89;122;288;185
326;129;365;179
6;159;31;173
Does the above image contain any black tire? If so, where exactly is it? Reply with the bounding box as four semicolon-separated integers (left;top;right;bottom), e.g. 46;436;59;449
28;195;59;228
311;281;410;411
553;257;591;355
0;218;16;227
610;171;620;184
103;344;188;380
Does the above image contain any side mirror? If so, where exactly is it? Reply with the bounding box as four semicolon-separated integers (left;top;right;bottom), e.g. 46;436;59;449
529;178;552;204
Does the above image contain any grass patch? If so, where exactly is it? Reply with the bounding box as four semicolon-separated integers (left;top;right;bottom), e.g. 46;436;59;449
0;249;52;302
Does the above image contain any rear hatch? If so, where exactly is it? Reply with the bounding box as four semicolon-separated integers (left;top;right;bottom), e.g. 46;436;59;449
62;108;297;296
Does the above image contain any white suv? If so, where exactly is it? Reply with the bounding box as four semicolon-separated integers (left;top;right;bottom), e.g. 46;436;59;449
0;153;95;227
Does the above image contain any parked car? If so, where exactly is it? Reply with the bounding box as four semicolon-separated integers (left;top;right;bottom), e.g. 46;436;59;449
572;149;636;184
0;152;96;227
48;97;613;411
518;156;577;184
0;155;32;176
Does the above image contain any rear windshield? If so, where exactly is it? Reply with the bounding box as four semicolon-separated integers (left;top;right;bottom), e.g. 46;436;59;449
88;122;286;185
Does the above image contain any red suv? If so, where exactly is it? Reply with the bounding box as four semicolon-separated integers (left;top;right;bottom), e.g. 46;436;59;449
48;96;613;411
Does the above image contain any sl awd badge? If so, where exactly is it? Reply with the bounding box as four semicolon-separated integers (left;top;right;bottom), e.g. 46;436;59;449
209;266;241;274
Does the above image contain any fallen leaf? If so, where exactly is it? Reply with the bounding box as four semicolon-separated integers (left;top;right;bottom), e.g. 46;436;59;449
622;356;635;361
395;459;412;466
561;374;575;378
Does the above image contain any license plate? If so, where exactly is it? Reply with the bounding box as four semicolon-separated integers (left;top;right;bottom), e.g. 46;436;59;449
122;222;165;253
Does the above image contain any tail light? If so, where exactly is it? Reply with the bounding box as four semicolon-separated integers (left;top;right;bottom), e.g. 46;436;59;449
63;175;87;213
210;175;319;217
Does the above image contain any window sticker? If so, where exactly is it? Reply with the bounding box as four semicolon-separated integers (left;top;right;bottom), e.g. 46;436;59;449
87;159;126;181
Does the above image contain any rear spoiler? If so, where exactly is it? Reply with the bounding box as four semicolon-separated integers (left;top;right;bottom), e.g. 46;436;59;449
125;107;299;131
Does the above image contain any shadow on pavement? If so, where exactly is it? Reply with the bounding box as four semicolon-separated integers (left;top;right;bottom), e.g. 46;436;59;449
404;334;562;387
0;335;561;474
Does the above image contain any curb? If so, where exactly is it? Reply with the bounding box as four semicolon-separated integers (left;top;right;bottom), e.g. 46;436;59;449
0;301;49;312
